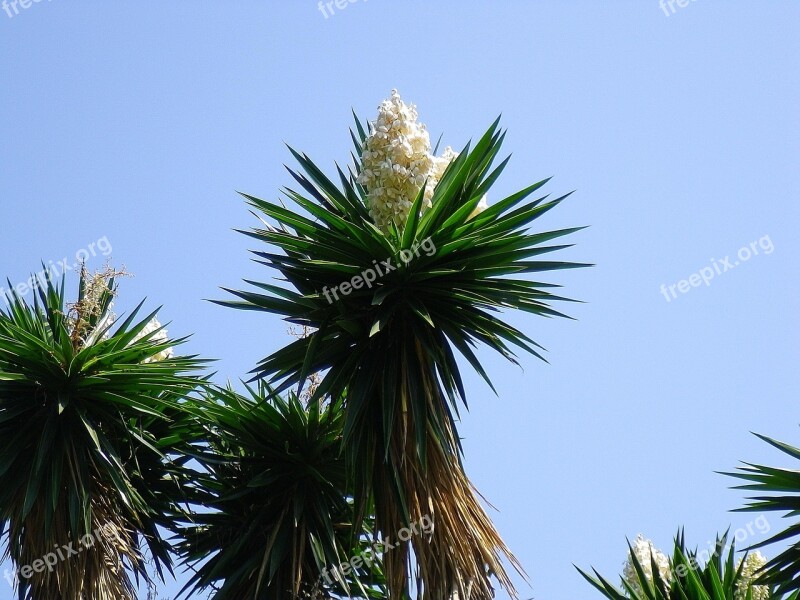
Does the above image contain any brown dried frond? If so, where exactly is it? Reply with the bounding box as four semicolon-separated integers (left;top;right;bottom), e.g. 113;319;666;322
375;410;524;599
369;338;525;599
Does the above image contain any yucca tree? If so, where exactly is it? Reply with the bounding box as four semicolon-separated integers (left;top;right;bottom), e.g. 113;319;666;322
578;530;799;600
726;433;800;594
0;267;207;599
176;382;393;599
219;92;588;598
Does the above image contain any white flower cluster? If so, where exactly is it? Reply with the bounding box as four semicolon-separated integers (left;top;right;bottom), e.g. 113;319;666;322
357;90;488;232
70;269;116;347
623;535;673;595
357;90;436;231
132;317;174;363
469;195;489;220
430;145;458;189
734;552;769;600
67;267;173;363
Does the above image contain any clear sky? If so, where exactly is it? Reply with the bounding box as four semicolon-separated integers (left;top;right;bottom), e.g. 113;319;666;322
1;2;799;599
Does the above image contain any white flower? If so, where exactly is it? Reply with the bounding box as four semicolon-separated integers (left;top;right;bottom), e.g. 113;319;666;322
68;268;117;346
357;91;460;232
623;535;672;596
132;317;174;363
82;309;116;346
735;551;769;600
468;195;489;220
428;145;458;188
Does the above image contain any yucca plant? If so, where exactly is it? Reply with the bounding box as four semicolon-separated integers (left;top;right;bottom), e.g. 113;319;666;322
0;267;207;599
219;90;588;598
176;382;392;599
726;433;800;594
578;530;797;600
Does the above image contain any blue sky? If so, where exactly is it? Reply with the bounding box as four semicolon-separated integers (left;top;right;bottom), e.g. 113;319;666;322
1;2;799;599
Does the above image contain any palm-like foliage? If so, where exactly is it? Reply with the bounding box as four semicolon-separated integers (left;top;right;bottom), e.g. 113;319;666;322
220;114;587;598
0;269;206;599
176;383;390;600
578;531;797;600
726;433;800;594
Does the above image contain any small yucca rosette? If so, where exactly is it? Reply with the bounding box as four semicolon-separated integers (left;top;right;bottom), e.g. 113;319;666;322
578;530;777;600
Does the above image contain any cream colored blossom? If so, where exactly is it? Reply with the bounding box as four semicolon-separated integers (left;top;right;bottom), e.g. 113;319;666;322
133;317;174;363
623;535;672;596
735;551;769;600
431;146;458;179
65;266;172;363
68;265;123;347
468;195;489;220
357;91;461;232
82;309;116;347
